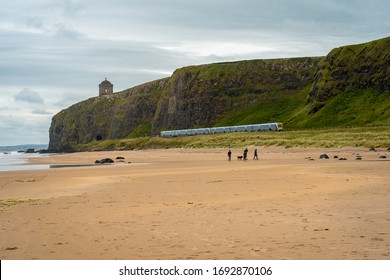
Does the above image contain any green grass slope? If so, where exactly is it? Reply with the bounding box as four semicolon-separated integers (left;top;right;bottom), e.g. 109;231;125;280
217;37;390;130
217;87;390;130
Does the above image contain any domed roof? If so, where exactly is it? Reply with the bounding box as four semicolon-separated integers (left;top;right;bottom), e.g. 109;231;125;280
99;78;113;85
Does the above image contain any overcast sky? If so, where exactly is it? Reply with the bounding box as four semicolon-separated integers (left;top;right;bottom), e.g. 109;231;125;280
0;0;389;146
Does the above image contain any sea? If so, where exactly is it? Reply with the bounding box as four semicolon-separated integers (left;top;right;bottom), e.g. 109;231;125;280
0;144;51;172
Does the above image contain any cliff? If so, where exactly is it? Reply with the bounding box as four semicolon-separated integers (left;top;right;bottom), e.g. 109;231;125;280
308;37;390;113
49;37;390;152
49;57;319;152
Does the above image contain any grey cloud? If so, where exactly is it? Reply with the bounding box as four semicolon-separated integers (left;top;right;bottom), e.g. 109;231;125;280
61;0;86;17
108;0;387;36
53;24;84;39
14;88;44;104
25;16;46;30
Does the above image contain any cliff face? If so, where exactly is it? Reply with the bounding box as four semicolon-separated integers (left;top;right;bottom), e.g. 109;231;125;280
308;37;390;113
49;37;390;152
151;58;320;134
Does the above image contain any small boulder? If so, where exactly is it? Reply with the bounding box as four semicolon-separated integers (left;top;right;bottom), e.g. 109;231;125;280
319;154;329;159
95;158;114;164
101;158;114;163
379;155;387;159
116;156;125;160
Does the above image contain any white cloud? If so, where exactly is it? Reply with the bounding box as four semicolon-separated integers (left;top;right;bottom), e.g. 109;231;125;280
140;69;174;76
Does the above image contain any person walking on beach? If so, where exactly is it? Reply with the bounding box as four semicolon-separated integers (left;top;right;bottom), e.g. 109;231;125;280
228;150;232;161
243;148;248;160
253;148;258;160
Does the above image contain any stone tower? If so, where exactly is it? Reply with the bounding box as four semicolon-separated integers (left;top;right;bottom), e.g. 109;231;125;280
99;78;113;96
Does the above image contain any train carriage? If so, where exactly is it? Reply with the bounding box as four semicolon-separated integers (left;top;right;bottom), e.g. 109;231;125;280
160;122;283;137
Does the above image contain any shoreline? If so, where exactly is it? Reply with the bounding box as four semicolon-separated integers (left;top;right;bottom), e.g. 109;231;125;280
1;147;389;259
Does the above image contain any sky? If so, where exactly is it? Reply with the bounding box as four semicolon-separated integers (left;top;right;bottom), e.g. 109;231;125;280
0;0;389;146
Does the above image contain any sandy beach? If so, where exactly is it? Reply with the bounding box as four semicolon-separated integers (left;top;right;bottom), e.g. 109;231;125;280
0;147;389;260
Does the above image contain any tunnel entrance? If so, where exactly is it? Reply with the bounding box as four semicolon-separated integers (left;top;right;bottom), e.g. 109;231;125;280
96;135;103;141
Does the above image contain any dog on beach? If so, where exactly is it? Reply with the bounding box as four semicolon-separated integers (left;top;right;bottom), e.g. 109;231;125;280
237;156;243;160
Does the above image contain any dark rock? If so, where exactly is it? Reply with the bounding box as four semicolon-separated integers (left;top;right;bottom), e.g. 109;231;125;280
379;155;387;159
116;156;125;160
25;148;36;153
333;155;339;159
319;154;329;159
102;158;114;163
369;148;377;152
339;157;347;160
95;158;114;164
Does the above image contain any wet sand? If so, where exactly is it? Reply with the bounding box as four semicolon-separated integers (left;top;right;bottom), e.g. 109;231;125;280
0;147;389;259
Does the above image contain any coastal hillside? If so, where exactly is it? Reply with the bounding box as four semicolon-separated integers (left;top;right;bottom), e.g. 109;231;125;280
49;37;390;152
309;37;390;112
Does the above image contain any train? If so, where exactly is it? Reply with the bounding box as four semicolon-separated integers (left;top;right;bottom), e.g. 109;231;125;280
160;122;283;137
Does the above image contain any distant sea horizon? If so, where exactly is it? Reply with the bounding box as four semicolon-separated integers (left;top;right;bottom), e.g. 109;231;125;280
0;144;48;153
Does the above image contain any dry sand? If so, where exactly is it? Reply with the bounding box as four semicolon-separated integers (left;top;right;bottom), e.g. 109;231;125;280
0;147;389;260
